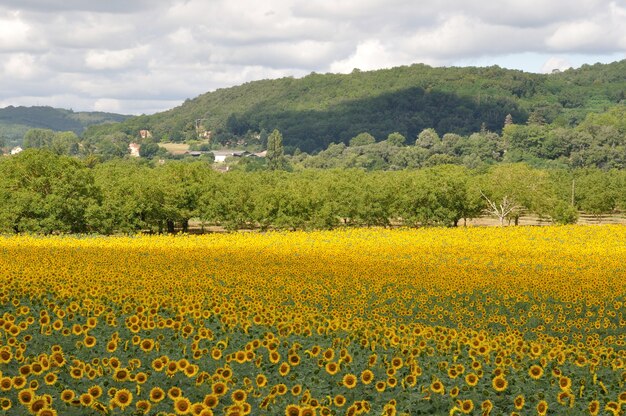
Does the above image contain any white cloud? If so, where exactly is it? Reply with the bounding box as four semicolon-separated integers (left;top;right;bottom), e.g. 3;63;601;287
546;21;606;51
0;0;625;114
541;57;573;73
3;54;38;79
93;98;122;113
85;46;148;70
330;40;409;73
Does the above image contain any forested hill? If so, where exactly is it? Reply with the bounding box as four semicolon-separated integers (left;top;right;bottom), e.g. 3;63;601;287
88;60;626;153
0;106;129;144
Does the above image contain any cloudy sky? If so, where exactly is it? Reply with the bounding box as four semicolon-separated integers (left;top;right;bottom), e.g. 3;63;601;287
1;0;625;115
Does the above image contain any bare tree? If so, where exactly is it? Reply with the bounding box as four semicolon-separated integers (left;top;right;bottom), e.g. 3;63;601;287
480;190;520;226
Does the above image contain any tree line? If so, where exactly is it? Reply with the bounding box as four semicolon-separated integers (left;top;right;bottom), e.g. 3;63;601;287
82;60;626;152
1;149;624;234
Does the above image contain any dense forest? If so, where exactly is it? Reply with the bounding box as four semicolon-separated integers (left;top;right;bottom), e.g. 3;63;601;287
0;106;128;147
82;60;626;153
1;149;624;234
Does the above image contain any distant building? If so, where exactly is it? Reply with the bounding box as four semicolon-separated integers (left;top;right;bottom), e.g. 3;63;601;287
10;146;23;155
129;143;140;157
139;130;152;139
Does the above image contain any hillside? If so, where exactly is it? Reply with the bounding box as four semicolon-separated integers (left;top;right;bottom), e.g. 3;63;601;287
85;60;626;153
0;106;129;145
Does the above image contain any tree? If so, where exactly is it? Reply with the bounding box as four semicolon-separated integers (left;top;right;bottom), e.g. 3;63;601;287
504;113;513;128
23;129;55;148
479;164;554;225
416;128;440;149
0;149;100;233
349;132;376;147
139;142;161;159
387;132;406;146
50;131;80;155
266;129;288;170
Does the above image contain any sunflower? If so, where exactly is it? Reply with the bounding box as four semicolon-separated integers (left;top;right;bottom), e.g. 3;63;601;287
460;399;474;414
557;391;572;406
19;364;32;376
136;399;152;415
203;394;219;408
0;377;11;391
84;335;97;348
342;374;358;389
184;364;199;378
113;368;130;382
79;393;94;407
391;357;403;370
0;398;10;411
290;384;302;396
140;339;154;352
285;405;300;416
536;400;548;416
60;389;75;403
18;388;35;405
559;376;572;391
276;384;288;395
481;400;493;413
361;369;374;385
149;387;166;403
28;396;48;414
528;365;543;380
88;385;103;399
588;400;600;416
135;372;148;384
168;386;183;400
334;395;346;407
288;354;300;366
212;382;228;396
211;348;222;360
235;351;246;364
325;362;340;376
513;394;525;410
152;358;165;372
465;373;479;387
492;376;508;392
191;403;206;415
255;374;268;388
174;397;192;415
113;389;133;410
279;362;290;377
606;402;620;414
430;380;445;394
300;406;315;416
231;389;246;403
43;372;57;386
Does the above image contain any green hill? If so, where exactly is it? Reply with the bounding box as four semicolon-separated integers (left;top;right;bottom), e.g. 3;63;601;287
0;106;129;146
86;61;626;153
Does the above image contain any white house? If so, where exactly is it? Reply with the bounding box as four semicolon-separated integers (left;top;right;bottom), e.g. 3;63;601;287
129;143;140;157
10;146;23;155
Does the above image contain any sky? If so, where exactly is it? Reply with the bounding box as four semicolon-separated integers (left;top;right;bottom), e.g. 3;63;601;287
1;0;625;115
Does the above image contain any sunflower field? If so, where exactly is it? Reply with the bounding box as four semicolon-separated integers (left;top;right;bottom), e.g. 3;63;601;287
0;226;625;415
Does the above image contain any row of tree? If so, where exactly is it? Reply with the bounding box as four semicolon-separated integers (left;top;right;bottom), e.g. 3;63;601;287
1;150;624;234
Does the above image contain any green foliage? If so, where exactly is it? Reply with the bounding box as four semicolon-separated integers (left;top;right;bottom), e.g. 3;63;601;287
1;149;624;235
387;132;406;146
86;60;626;153
349;132;376;146
0;105;128;143
266;129;289;170
0;149;100;233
